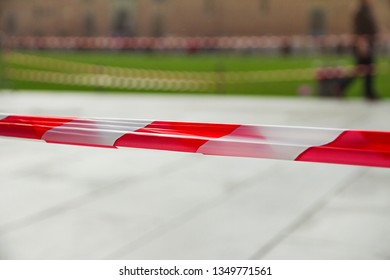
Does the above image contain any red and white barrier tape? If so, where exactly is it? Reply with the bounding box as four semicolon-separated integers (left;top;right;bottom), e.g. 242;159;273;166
4;34;390;51
1;113;389;168
6;68;210;92
7;52;376;91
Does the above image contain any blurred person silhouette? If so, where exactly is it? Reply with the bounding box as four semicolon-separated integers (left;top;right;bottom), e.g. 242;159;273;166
353;0;379;100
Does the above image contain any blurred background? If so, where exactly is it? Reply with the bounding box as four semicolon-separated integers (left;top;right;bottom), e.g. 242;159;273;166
0;0;389;96
0;1;390;260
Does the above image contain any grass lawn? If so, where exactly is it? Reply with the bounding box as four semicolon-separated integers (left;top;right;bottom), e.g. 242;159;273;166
2;51;389;98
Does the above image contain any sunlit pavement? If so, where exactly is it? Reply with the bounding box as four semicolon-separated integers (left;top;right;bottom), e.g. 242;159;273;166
0;90;389;260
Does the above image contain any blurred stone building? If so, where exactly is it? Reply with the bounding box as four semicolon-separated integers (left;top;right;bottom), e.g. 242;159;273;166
0;0;137;36
1;0;389;36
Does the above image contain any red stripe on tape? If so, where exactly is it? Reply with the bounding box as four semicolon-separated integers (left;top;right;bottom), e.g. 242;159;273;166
296;130;390;168
1;114;390;168
115;121;240;153
0;116;74;140
114;133;207;153
136;121;240;138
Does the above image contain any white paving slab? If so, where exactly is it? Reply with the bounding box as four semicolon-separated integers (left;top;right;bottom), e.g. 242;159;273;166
262;168;390;260
0;90;389;260
118;162;359;260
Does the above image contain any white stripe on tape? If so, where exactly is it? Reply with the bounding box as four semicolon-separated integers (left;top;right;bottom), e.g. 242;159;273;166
42;119;152;147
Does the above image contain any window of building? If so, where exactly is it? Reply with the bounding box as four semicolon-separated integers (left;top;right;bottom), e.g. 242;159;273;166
33;7;50;18
309;8;326;36
204;0;216;14
260;0;270;13
5;14;17;35
113;10;133;36
33;30;44;36
84;13;96;36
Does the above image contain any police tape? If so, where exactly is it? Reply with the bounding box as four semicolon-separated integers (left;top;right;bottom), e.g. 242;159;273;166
4;52;214;81
5;68;211;92
4;34;390;51
0;113;389;168
5;52;364;90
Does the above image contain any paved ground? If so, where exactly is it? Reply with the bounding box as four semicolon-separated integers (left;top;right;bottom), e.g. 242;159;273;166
0;90;389;260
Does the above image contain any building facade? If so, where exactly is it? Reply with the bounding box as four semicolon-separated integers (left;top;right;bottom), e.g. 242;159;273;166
1;0;389;37
0;0;137;36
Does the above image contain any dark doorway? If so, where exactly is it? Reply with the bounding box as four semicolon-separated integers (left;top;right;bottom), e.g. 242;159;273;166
84;13;96;36
5;14;17;35
113;10;133;36
310;8;326;36
152;14;165;37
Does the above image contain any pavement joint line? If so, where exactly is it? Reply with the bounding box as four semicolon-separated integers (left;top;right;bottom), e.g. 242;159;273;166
249;167;369;260
0;155;194;236
105;161;279;259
